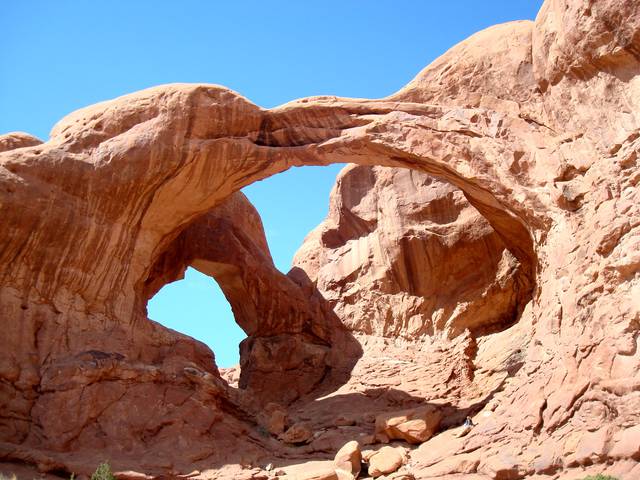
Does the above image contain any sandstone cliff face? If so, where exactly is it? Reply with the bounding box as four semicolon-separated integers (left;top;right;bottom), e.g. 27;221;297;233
0;0;639;478
292;164;529;339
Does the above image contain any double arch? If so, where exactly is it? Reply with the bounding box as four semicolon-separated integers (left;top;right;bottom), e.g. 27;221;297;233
69;84;545;396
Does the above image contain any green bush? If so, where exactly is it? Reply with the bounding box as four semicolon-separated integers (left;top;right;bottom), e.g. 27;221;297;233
581;475;618;480
91;462;116;480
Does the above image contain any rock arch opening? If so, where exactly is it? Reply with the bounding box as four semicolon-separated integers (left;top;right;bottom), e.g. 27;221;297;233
242;163;347;273
4;0;640;473
139;157;534;411
146;266;246;368
140;189;362;404
0;82;550;476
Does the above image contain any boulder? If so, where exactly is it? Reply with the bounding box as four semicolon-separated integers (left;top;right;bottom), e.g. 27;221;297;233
375;406;443;444
281;422;313;445
367;447;404;478
334;440;362;477
281;461;339;480
262;402;288;436
334;416;357;427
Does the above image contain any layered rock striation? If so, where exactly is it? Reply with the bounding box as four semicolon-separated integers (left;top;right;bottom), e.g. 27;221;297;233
1;0;639;478
293;164;529;339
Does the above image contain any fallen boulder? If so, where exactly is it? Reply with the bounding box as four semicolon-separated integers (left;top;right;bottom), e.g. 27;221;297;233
375;405;443;444
281;422;313;444
367;446;404;478
334;440;362;477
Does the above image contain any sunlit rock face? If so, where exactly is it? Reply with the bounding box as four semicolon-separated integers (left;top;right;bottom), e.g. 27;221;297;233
293;164;530;340
1;0;640;478
0;132;42;153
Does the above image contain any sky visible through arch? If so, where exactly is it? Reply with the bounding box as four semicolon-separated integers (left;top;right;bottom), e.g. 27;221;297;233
1;1;543;367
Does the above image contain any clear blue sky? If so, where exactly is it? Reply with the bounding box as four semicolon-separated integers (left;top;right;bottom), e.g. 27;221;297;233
1;1;542;367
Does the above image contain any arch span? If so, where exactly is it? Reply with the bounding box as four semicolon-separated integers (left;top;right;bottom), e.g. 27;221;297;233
142;190;362;403
0;83;553;474
82;85;542;404
22;84;540;320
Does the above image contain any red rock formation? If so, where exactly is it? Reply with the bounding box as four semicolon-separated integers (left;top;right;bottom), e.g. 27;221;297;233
292;165;529;339
143;192;359;405
0;132;42;153
0;0;639;478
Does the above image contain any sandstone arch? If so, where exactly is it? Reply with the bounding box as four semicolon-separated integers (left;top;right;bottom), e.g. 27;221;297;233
142;191;363;405
1;0;639;477
0;82;542;476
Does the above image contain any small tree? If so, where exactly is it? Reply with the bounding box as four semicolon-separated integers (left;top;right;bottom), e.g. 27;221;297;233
91;462;116;480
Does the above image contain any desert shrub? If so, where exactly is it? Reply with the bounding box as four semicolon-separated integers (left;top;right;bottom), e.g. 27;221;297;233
580;475;619;480
90;462;116;480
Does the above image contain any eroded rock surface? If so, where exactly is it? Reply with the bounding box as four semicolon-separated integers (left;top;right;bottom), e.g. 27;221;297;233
0;132;42;153
143;192;358;405
367;446;404;478
1;0;640;478
292;164;529;339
